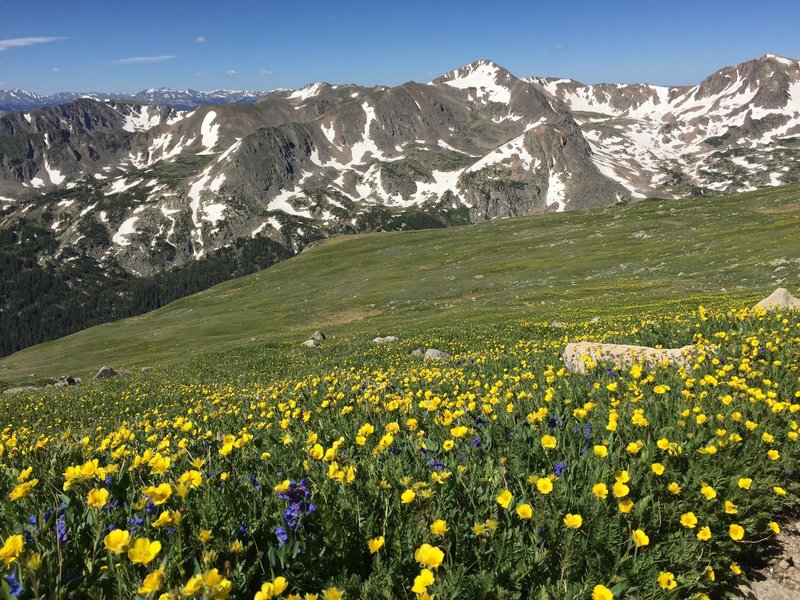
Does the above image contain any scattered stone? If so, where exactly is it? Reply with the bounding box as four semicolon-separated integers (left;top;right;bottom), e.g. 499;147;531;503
140;367;153;372
94;366;118;379
550;320;566;328
473;274;484;279
311;331;326;342
3;386;40;395
373;336;398;344
563;342;704;374
424;348;451;362
632;230;651;239
411;348;425;357
302;339;319;348
54;375;82;387
590;316;601;323
756;287;800;311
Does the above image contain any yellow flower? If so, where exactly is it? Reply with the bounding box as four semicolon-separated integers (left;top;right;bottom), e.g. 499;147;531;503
472;523;486;536
496;489;513;508
323;589;343;600
680;512;698;528
430;520;449;535
724;500;738;514
774;486;787;496
274;480;290;494
411;568;435;594
700;484;716;500
696;526;712;541
768;521;781;534
612;481;629;498
368;536;384;553
104;529;130;554
0;534;23;566
516;503;533;520
178;469;203;489
626;441;642;454
540;435;557;449
414;543;444;569
592;483;608;500
729;524;745;541
593;584;613;600
536;478;554;495
183;574;204;596
631;529;649;547
767;449;780;460
230;540;244;553
618;499;634;514
563;513;582;529
593;445;608;458
128;538;162;565
667;481;681;495
606;382;618;392
309;444;324;460
651;463;665;476
614;470;629;483
658;571;677;590
704;565;715;582
450;425;468;438
87;487;109;509
143;483;172;505
8;479;38;500
442;439;455;451
730;563;742;575
401;489;416;504
138;568;164;595
738;478;752;490
198;529;213;543
653;385;670;394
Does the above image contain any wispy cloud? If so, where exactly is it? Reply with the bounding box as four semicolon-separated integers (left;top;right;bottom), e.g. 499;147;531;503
195;36;206;44
226;69;239;77
551;43;568;52
260;69;274;76
106;55;177;65
51;67;60;72
0;36;66;51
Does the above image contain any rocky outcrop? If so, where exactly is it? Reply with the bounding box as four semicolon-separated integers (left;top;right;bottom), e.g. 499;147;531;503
756;288;800;311
563;342;702;374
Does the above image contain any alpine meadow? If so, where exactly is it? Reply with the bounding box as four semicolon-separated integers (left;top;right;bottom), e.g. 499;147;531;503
2;6;800;597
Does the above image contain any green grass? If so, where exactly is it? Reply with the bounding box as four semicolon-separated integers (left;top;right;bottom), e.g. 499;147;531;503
2;184;799;384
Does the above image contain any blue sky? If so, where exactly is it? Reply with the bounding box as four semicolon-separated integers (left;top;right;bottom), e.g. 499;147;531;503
2;0;799;94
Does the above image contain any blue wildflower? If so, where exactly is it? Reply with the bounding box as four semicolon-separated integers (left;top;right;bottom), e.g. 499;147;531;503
6;571;22;597
275;526;288;548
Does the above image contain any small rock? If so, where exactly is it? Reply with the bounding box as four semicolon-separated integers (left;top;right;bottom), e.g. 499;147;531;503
473;274;484;279
311;331;326;342
373;336;399;344
590;316;601;323
424;348;451;362
303;339;319;348
140;367;153;372
550;320;566;328
778;559;791;570
94;366;118;379
411;348;425;357
54;376;82;387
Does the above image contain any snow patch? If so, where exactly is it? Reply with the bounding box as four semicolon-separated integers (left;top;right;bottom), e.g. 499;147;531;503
198;111;220;154
122;106;162;132
113;216;139;246
546;172;567;212
289;83;323;102
442;62;511;103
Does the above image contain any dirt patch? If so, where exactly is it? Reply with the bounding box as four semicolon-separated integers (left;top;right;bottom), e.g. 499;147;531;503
736;520;800;599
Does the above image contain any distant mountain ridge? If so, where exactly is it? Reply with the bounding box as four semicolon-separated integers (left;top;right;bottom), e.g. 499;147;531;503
0;88;272;112
1;53;798;355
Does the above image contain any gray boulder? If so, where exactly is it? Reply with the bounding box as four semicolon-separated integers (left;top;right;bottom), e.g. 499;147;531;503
373;336;399;344
756;287;800;311
311;331;326;342
303;339;319;348
3;386;40;395
54;375;82;387
424;348;452;362
94;366;119;379
411;348;426;357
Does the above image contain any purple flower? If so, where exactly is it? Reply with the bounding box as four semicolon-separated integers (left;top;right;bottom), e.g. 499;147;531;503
554;461;565;477
6;571;22;597
275;526;288;548
56;514;67;543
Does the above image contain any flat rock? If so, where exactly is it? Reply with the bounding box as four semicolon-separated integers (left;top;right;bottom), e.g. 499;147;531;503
373;336;398;344
3;386;41;395
756;288;800;311
302;339;319;348
54;375;82;387
424;348;451;362
411;348;425;357
310;330;326;342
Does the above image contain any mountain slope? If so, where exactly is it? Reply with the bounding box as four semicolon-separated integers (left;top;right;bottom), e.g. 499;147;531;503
1;183;797;384
529;53;800;197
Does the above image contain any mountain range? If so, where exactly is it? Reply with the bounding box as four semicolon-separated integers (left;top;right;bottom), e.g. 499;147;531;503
1;53;798;354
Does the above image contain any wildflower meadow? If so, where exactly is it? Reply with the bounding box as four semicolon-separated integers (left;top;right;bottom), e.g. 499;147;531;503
1;302;798;598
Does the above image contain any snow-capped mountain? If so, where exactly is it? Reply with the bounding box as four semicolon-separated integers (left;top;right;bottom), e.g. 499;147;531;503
529;53;800;197
0;54;797;283
0;88;271;112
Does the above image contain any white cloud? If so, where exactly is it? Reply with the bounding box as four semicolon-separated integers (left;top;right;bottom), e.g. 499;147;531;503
106;55;177;64
226;69;239;77
51;67;60;72
260;69;274;76
195;36;206;44
0;36;66;51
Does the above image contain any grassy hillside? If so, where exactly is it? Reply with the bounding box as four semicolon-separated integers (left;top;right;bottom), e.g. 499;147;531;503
2;184;799;384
